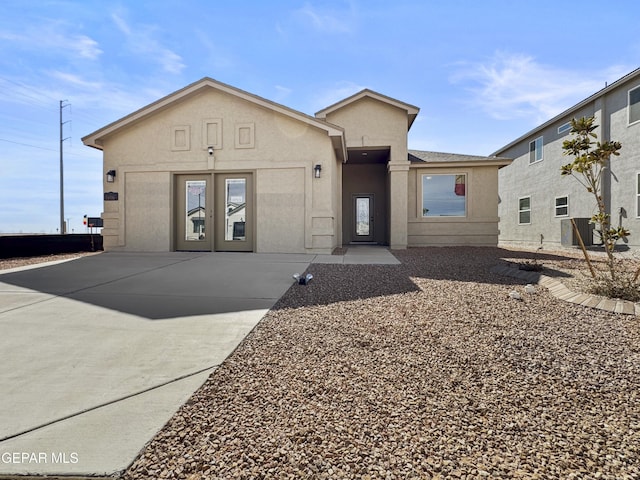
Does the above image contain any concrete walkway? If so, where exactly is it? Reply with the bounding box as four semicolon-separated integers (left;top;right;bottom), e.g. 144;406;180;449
312;245;400;265
0;247;398;477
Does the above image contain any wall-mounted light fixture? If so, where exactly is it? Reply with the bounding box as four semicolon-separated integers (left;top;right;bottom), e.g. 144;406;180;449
208;146;214;156
106;170;116;183
314;164;322;178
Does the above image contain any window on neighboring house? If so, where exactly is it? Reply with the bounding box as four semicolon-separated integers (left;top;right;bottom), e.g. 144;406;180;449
555;196;569;217
529;137;543;164
630;85;640;125
422;174;466;217
519;196;531;224
192;218;205;234
557;122;571;135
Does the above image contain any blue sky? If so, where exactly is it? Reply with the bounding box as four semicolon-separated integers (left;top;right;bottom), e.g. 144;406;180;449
1;0;639;234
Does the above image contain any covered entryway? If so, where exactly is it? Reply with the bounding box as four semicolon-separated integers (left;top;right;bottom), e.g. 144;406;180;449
342;147;389;245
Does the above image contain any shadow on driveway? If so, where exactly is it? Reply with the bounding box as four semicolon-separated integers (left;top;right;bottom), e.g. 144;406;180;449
0;252;315;320
1;248;579;319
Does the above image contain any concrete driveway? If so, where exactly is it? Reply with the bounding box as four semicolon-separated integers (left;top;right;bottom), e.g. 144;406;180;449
0;251;314;477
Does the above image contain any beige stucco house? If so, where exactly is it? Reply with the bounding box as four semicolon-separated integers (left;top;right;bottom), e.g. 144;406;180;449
82;78;511;253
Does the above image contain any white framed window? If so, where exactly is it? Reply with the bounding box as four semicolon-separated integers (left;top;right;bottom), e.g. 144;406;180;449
529;136;543;164
555;195;569;217
519;196;531;225
636;173;640;218
629;85;640;125
421;174;467;217
557;122;571;135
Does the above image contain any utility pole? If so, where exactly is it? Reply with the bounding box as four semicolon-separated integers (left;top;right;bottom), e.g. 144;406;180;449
60;100;71;234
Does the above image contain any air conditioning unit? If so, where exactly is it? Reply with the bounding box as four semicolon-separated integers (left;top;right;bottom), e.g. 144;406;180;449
560;218;594;246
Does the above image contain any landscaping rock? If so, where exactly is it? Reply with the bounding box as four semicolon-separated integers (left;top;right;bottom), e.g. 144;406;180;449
119;247;640;479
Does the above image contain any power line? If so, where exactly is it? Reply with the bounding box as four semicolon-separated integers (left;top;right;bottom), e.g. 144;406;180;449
0;138;94;157
0;75;59;110
0;138;58;152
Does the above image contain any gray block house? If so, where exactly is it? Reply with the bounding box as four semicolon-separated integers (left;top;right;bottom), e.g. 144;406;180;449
493;68;640;250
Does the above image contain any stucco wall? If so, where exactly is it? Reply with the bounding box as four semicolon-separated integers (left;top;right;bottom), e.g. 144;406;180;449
99;87;340;253
256;168;305;253
323;97;408;161
124;172;171;251
408;165;501;246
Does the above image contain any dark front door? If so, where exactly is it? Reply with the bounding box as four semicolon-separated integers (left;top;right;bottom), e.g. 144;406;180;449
353;194;374;242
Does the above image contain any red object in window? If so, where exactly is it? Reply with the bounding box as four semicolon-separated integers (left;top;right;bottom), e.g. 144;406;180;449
454;175;465;196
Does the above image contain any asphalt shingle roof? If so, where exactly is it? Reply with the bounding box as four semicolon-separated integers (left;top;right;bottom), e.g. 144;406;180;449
408;150;510;164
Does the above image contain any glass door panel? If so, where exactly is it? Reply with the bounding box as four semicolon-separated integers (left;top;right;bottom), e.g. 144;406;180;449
356;197;370;236
175;175;211;251
224;178;246;241
215;173;253;252
353;194;374;242
185;180;206;241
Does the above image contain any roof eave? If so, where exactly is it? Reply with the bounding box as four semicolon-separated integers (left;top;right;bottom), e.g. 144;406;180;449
410;159;513;168
316;89;420;131
82;77;347;151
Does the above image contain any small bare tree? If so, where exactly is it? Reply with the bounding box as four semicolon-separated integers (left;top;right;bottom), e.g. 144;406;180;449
560;116;628;281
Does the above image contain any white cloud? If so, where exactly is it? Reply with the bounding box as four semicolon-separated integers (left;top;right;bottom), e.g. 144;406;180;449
193;30;235;71
274;85;292;102
111;12;132;36
451;52;632;124
49;71;103;91
73;35;103;59
110;11;185;74
0;25;102;60
312;81;368;112
294;2;355;34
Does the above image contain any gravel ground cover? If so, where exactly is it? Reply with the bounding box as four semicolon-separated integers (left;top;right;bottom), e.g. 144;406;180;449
0;252;95;270
119;247;639;479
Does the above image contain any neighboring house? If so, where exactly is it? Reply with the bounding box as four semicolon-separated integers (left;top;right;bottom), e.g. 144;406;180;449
82;78;511;253
494;68;640;250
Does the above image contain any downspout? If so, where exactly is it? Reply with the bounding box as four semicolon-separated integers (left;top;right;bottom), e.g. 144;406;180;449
599;97;612;226
595;96;611;245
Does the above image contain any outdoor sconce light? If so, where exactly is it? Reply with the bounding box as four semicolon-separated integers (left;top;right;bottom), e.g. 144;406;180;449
106;170;116;183
208;146;214;156
314;164;322;178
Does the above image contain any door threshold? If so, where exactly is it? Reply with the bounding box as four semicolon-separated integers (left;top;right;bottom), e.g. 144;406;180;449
348;242;379;245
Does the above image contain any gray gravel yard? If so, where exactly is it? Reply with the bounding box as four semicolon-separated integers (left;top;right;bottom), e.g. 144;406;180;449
10;248;637;479
121;247;640;479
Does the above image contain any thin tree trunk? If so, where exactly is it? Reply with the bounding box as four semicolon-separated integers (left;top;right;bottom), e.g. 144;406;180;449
572;218;596;279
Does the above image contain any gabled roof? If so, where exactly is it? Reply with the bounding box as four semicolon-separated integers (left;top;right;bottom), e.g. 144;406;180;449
409;150;512;168
315;89;420;129
82;77;347;161
492;67;640;156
